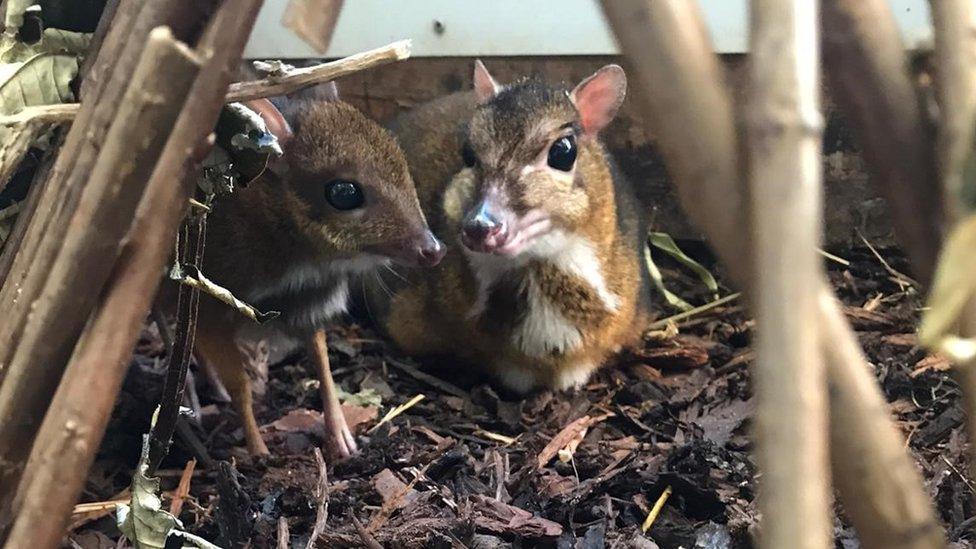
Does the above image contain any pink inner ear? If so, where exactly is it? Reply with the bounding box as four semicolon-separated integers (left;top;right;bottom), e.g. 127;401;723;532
572;67;626;135
473;60;500;104
243;98;293;145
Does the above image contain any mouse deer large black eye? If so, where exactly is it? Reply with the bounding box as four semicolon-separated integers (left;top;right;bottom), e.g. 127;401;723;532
325;179;364;211
461;142;477;168
547;135;577;172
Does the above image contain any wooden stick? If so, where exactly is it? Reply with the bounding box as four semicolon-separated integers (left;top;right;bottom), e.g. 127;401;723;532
0;0;209;376
0;0;263;544
930;0;976;223
0;21;204;513
0;26;203;544
599;1;946;547
928;0;976;505
747;1;831;545
0;39;413;128
820;0;944;285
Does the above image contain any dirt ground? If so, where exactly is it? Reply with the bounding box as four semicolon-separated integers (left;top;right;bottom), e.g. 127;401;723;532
66;245;973;548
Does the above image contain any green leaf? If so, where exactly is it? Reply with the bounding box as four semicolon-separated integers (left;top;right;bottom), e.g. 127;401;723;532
644;244;694;312
338;387;383;408
649;232;719;296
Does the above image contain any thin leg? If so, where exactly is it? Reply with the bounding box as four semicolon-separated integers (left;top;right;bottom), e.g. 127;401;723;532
309;329;357;458
195;316;269;455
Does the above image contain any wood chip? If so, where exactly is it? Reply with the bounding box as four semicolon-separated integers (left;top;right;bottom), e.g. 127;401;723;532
467;494;563;538
911;354;952;377
536;413;613;470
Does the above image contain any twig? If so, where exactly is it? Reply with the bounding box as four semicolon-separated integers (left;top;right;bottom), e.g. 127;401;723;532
277;517;290;549
641;485;672;533
352;515;383;549
368;394;425;434
821;0;944;283
0;24;205;544
646;292;741;331
227;39;411;102
817;248;850;267
0;104;80;127
0;39;416;128
169;458;197;517
386;358;470;399
600;1;945;547
857;230;917;288
306;448;330;549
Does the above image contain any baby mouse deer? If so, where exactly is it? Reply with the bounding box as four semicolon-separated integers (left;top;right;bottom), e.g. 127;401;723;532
372;62;650;393
191;81;443;458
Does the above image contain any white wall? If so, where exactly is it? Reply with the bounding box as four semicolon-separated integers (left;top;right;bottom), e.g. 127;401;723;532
244;0;933;59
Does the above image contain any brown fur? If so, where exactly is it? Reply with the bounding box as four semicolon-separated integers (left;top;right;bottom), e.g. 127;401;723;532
373;71;651;392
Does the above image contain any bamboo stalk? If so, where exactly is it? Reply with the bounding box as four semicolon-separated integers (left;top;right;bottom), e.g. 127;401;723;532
746;1;831;545
0;1;263;545
599;1;946;547
820;0;944;285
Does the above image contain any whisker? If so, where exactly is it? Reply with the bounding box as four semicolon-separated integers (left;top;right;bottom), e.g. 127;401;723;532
383;263;410;285
373;270;393;299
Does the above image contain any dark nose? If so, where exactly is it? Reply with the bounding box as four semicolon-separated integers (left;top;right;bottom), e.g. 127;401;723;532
462;207;505;244
415;231;446;267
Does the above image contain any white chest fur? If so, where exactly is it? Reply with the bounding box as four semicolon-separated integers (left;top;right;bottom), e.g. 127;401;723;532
464;230;619;358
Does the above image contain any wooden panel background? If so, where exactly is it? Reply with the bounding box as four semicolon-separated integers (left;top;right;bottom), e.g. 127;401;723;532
331;56;889;248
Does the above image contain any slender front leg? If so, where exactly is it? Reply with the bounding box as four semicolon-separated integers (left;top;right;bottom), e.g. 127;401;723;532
309;329;358;458
194;315;269;456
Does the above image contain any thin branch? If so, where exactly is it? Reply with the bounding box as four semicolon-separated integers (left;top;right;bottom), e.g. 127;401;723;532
0;39;414;127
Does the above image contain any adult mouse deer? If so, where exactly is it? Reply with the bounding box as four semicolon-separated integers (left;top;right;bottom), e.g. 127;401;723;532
369;62;650;393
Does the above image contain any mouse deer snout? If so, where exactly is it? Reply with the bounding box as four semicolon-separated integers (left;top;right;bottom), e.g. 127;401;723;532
414;229;446;267
461;197;510;253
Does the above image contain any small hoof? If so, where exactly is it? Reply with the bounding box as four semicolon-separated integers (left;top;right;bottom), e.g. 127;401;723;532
325;424;358;460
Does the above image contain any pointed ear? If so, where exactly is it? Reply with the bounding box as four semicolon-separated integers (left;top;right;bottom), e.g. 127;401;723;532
243;98;293;147
473;59;501;104
570;65;627;135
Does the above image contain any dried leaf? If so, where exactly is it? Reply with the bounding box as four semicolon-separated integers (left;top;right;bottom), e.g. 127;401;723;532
282;0;344;54
117;436;222;549
342;404;378;434
171;263;278;323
